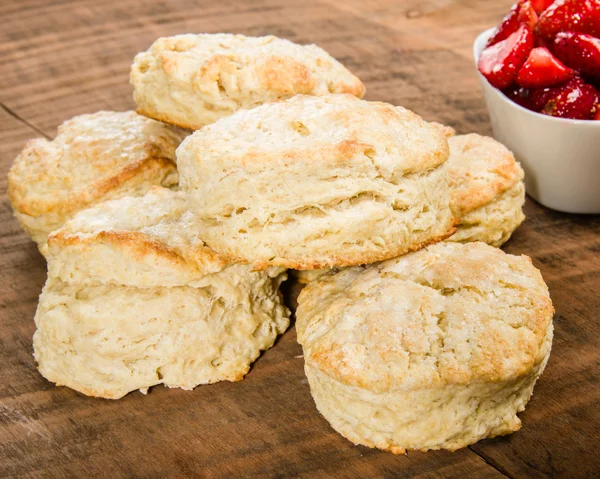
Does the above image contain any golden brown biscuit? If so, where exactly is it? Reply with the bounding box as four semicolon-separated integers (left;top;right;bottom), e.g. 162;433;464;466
8;111;188;245
34;187;290;399
131;34;365;130
177;94;455;270
447;133;526;247
296;241;553;453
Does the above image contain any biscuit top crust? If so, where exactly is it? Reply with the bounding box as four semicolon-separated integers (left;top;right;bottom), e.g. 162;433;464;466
447;134;524;216
177;94;450;187
296;242;553;393
8;111;188;219
47;187;227;280
131;34;365;121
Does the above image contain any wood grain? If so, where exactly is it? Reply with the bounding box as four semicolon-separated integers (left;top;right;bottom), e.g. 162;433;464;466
1;0;599;477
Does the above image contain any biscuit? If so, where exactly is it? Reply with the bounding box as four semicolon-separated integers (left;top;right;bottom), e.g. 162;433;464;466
296;241;553;453
292;269;332;285
8;111;188;246
34;187;290;399
130;34;365;130
447;133;526;247
177;94;455;270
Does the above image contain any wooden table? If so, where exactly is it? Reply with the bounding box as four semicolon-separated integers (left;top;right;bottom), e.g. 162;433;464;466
1;1;599;477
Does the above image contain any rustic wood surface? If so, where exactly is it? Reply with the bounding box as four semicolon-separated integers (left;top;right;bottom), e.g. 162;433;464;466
1;0;599;477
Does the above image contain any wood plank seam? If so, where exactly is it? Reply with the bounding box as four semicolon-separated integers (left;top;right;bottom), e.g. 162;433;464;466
0;102;51;140
468;446;514;479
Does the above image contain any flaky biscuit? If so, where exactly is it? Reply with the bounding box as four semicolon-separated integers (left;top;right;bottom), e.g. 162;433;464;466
44;186;225;286
8;111;188;245
447;133;525;247
34;187;290;399
130;34;365;130
177;94;455;270
296;241;553;453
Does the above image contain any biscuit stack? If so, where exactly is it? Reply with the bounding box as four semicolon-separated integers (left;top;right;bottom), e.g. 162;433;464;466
36;188;289;399
8;33;553;453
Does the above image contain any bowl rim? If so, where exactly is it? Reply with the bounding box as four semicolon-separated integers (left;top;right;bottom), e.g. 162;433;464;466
474;27;600;127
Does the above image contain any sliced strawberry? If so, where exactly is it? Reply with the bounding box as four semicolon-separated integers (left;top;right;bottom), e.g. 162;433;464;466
503;85;533;108
529;76;584;110
518;1;539;30
479;25;535;89
487;1;539;47
516;47;575;87
530;86;560;111
536;0;600;40
531;0;555;14
487;2;521;47
554;32;600;80
542;81;599;119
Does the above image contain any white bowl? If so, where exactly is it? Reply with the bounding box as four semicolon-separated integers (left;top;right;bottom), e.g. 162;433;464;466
474;28;600;214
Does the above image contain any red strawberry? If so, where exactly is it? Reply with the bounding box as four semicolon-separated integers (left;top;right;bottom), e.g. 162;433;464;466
487;1;538;47
479;25;535;88
542;80;599;119
516;47;575;87
554;32;600;80
531;0;556;13
529;76;584;110
518;1;539;30
487;2;522;47
594;105;600;119
503;85;533;108
536;0;600;40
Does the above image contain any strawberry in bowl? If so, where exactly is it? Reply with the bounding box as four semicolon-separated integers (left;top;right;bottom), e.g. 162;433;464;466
473;0;600;214
478;0;600;120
